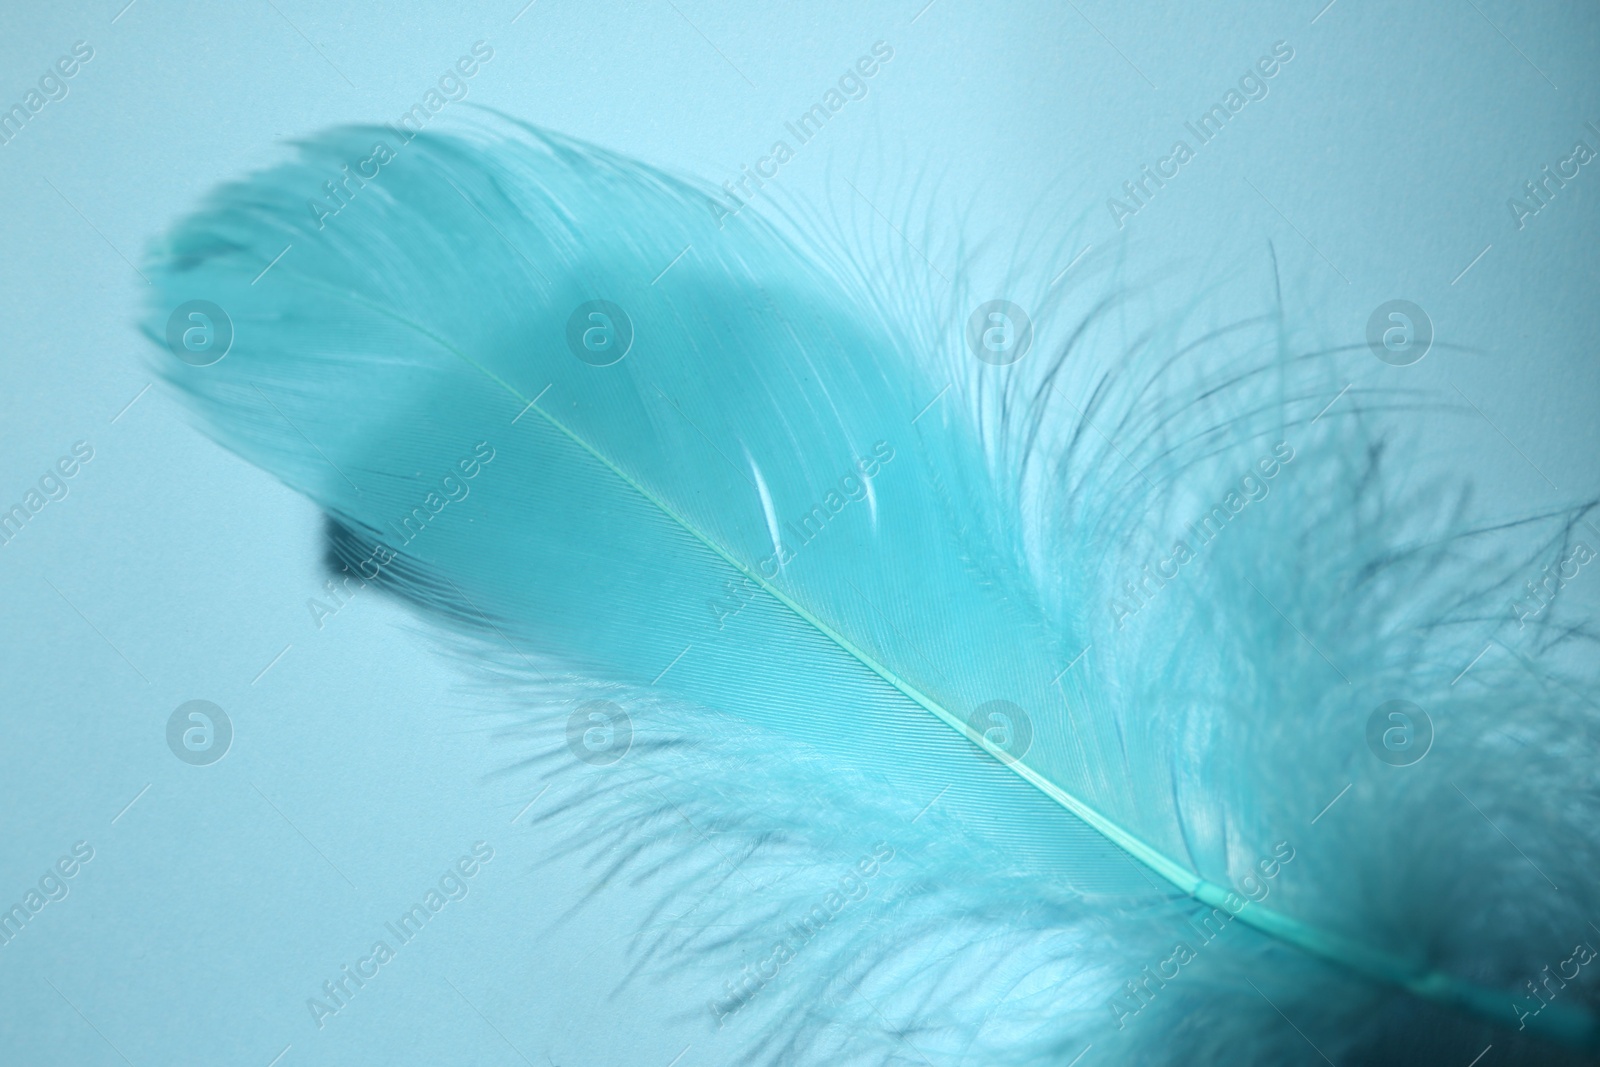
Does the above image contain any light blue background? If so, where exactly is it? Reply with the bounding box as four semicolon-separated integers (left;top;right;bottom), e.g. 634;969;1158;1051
0;1;1595;1064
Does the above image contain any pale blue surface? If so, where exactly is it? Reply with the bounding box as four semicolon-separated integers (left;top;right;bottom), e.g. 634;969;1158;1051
0;2;1596;1065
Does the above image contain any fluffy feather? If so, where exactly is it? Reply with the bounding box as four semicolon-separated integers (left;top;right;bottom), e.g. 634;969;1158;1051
146;113;1600;1065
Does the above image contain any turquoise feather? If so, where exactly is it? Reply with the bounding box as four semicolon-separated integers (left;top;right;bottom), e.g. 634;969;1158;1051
146;113;1600;1064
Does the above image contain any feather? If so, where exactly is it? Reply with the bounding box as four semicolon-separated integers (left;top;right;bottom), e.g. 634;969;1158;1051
145;112;1600;1065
